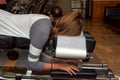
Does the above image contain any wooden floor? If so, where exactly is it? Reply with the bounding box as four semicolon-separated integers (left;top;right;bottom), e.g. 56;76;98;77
84;19;120;77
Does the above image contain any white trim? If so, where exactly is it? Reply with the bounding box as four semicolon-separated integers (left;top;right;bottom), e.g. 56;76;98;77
28;56;39;62
26;70;32;76
29;44;42;56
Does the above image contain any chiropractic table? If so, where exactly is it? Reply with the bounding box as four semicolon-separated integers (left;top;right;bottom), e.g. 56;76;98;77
0;31;118;80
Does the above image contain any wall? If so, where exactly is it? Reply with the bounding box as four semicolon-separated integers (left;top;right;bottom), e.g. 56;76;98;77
54;0;71;15
54;0;120;18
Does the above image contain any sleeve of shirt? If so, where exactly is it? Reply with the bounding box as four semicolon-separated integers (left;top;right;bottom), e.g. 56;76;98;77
28;18;52;71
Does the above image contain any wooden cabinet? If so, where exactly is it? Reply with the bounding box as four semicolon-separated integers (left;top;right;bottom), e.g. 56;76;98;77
92;1;120;19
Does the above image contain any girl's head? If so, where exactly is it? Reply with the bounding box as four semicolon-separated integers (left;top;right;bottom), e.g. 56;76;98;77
52;11;83;37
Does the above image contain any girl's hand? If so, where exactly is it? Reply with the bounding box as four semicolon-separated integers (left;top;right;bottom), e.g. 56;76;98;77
53;63;80;76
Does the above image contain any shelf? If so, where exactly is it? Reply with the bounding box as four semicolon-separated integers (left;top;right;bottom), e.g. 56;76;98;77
71;0;86;18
